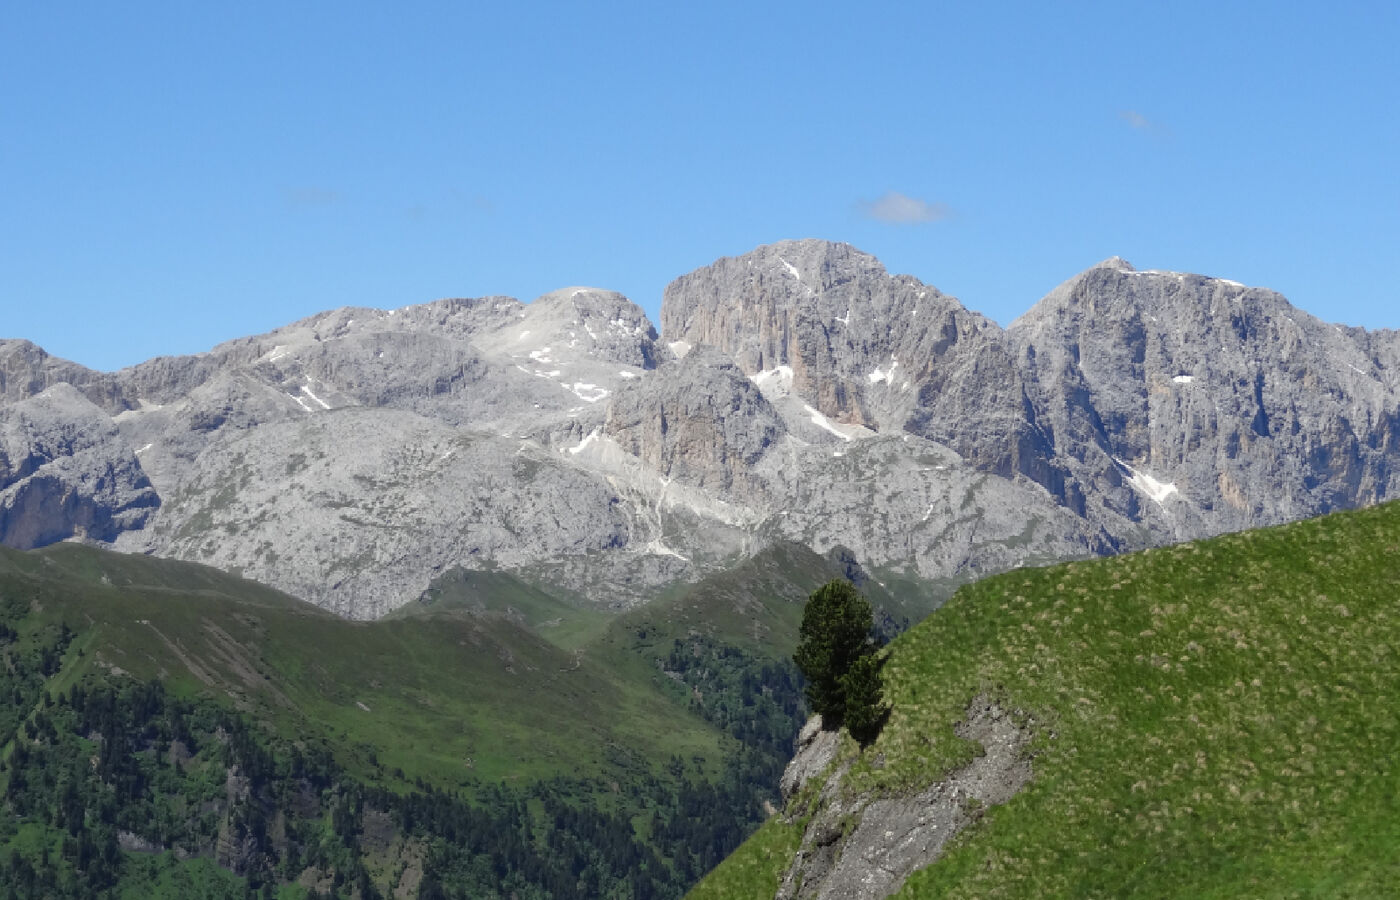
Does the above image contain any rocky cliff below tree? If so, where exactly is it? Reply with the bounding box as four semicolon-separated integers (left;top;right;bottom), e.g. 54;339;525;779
2;240;1397;618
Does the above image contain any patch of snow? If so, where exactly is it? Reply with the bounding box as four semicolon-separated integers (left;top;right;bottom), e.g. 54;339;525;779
516;330;530;341
529;348;553;363
669;340;692;358
377;351;384;359
834;307;851;326
1173;374;1195;384
266;345;288;362
566;427;600;455
750;365;795;397
1346;363;1370;377
1114;457;1180;506
1123;269;1185;281
440;449;455;461
571;382;609;403
832;451;845;457
868;356;899;385
804;404;851;441
778;256;801;280
922;504;935;522
289;392;313;413
619;370;638;379
611;317;641;336
644;538;690;562
300;385;331;410
135;443;153;455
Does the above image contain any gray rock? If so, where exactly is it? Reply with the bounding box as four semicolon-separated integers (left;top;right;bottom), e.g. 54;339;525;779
3;241;1399;619
0;384;158;547
1009;258;1400;540
780;716;842;802
777;698;1033;900
661;240;1055;482
605;345;786;496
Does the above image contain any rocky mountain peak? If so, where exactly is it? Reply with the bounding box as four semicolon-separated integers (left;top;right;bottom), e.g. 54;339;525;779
3;241;1399;620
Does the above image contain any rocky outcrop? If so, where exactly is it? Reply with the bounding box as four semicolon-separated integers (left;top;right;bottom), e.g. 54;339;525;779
660;240;1056;483
779;716;842;802
1009;258;1400;538
605;346;785;495
777;698;1033;900
0;384;158;548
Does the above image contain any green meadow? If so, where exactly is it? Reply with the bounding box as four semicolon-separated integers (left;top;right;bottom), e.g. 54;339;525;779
694;499;1400;898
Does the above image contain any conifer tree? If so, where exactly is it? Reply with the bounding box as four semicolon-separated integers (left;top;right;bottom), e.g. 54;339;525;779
793;580;887;744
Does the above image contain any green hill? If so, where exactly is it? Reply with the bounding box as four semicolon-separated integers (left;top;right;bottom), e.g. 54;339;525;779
0;540;891;897
693;499;1400;898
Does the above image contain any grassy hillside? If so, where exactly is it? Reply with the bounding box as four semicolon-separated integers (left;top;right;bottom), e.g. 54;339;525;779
694;499;1400;898
0;543;723;789
0;539;882;897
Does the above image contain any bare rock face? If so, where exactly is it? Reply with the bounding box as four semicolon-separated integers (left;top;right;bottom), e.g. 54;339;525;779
777;698;1034;900
0;340;124;410
0;384;158;547
1009;258;1400;539
604;346;785;495
138;408;634;618
661;240;1056;483
3;241;1399;619
779;716;841;802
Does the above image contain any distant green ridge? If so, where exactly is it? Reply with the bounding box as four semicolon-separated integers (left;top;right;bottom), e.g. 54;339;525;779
693;500;1400;898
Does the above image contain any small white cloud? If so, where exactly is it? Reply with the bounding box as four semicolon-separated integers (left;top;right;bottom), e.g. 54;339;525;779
1119;110;1151;129
859;191;951;225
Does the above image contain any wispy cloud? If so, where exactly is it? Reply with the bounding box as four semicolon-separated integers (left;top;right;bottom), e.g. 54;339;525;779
859;191;952;225
1119;110;1152;130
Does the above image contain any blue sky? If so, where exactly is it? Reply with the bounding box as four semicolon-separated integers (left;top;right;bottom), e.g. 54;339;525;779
3;2;1397;371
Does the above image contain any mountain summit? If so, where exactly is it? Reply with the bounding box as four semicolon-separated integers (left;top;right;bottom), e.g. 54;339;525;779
3;240;1397;617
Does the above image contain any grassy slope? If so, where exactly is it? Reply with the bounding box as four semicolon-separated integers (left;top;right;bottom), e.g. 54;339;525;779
694;500;1400;898
0;543;723;791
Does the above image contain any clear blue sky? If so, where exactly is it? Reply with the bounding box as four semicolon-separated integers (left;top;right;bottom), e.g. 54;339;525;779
4;2;1397;371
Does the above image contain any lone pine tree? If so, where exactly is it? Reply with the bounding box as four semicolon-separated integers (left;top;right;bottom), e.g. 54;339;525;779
793;579;888;745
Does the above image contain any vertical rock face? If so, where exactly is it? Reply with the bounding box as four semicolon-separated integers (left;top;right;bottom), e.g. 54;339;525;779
0;340;125;411
0;384;159;548
604;346;786;495
660;240;1057;483
1009;258;1400;536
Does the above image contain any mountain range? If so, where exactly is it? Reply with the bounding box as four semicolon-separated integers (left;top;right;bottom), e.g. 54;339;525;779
3;239;1398;618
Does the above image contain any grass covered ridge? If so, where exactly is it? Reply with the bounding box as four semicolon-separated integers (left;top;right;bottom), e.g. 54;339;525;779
696;499;1400;898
